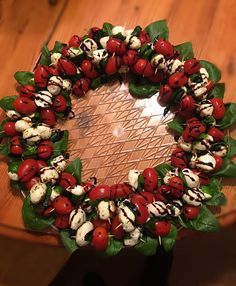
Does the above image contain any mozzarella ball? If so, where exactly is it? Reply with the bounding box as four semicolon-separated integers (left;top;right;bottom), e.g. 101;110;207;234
166;59;183;74
80;38;97;56
67;185;85;196
8;172;19;181
151;54;166;70
125;36;141;49
68;47;83;58
6;110;21;121
125;29;133;37
40;166;59;185
183;189;211;206
50;186;62;201
30;183;47;204
212;145;228;157
147;201;167;217
62;79;72;91
51;52;62;66
192;134;214;152
200;68;209;85
163;169;178;185
124;227;142;246
69;208;86;230
35;91;53;108
100;36;110;49
178;136;192;152
182;168;200;188
195;153;216;172
23;127;41;145
128;170;141;189
92;49;108;64
47;76;63;95
76;221;94;247
191;82;207;99
112;26;126;36
118;202;135;232
97;201;116;220
36;124;52;139
15;117;32;132
197;100;214;117
50;155;68;173
166;200;183;217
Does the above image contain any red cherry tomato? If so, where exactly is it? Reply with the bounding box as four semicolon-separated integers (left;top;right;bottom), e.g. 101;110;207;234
133;200;149;225
91;219;110;231
154;39;174;58
18;159;38;183
208;127;224;142
184;59;201;75
106;38;127;55
154;220;171;237
34;65;49;87
123;50;138;66
24;176;40;190
89;185;111;201
37;141;53;159
54;214;70;229
191;169;210;185
41;206;55;217
92;226;109;251
88;27;100;39
142;168;158;192
134;59;154;77
140;191;155;204
53;95;67;112
138;31;150;45
59;172;77;189
210;98;225;120
111;215;125;240
179;95;196;117
171;148;187;169
130;193;147;205
40;109;57;126
10;136;24;155
110;183;132;199
19;85;35;99
168;72;188;88
182;205;200;219
80;60;99;79
148;70;165;83
13;97;36;115
213;154;223;172
169;176;184;197
52;196;73;215
156;185;172;202
44;66;61;76
104;56;122;75
3;122;19;136
69;35;82;47
37;160;48;173
72;78;90;97
206;80;214;92
158;84;173;106
57;58;77;76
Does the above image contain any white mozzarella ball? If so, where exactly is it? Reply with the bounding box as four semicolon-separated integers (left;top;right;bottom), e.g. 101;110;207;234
178;136;192;152
50;186;62;201
76;221;94;247
50;52;62;66
68;47;83;58
125;35;141;49
40;166;59;185
47;76;63;95
125;29;133;37
50;155;68;173
212;145;228;157
80;38;97;56
30;183;47;204
191;82;207;99
127;170;141;189
112;26;126;36
67;185;85;196
189;152;198;168
8;172;19;181
23;127;41;145
124;228;142;246
15;117;32;132
69;208;86;230
6;110;21;121
197;100;214;117
92;49;108;64
192;134;214;152
100;36;110;49
166;59;183;74
151;54;166;70
147;201;167;217
163;169;178;185
97;201;116;220
35;91;53;108
182;168;200;188
166;200;183;217
195;153;216;172
182;189;211;206
118;202;135;232
62;79;72;91
36;124;52;139
200;68;209;85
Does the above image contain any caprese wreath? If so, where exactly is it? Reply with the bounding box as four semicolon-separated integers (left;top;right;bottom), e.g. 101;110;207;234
0;20;236;256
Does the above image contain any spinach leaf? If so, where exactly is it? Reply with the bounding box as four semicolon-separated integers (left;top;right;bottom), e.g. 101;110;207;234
144;19;169;41
131;25;142;36
218;103;236;129
214;157;236;177
0;96;17;111
99;237;123;257
53;130;69;157
22;145;38;159
200;60;221;82
39;45;51;66
52;41;64;53
174;42;194;60
14;71;34;86
211;83;225;99
162;224;177;251
66;158;82;184
22;195;54;230
224;136;236;158
128;81;159;98
60;230;78;253
154;163;173;178
0;143;9;156
167;118;184;135
138;44;154;59
135;236;157;256
102;22;114;36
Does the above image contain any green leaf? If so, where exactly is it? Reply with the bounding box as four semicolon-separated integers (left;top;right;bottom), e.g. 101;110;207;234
22;145;37;159
206;192;226;206
0;119;8;138
53;130;69;157
102;22;114;36
154;163;173;178
0;143;9;156
52;41;63;53
39;45;51;66
128;81;159;98
144;19;169;41
60;230;78;253
137;175;144;192
211;83;225;99
174;42;194;60
22;195;54;230
201;178;226;206
131;25;142;36
200;60;221;82
0;96;17;111
65;158;82;184
90;74;112;90
135;236;157;255
99;237;123;257
10;180;23;191
167;118;184;135
214;157;236;177
184;205;219;232
224;136;236;158
162;224;177;251
14;71;34;86
218;103;236;129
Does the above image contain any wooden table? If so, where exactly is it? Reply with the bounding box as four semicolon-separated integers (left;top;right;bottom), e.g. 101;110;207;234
0;0;236;246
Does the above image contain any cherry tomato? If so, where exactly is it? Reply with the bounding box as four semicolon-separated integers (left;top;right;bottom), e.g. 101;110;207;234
148;70;165;83
54;214;70;229
13;97;36;115
179;95;196;117
110;183;132;199
34;65;49;87
92;226;109;251
80;60;99;79
140;191;155;204
19;85;35;99
91;219;110;231
69;35;82;47
24;176;40;190
106;38;127;55
36;160;48;173
41;206;55;217
89;185;111;201
184;59;201;75
57;58;77;76
3;122;19;136
168;72;188;88
138;30;150;45
88;27;100;39
206;80;214;92
169;176;184;197
192;169;210;185
208;127;224;142
171;148;187;169
158;84;173;106
210;98;225;120
45;66;61;76
40;108;57;126
142;168;158;192
72;78;90;97
123;50;138;66
111;215;125;240
154;220;171;236
59;172;77;189
104;56;122;75
130;193;147;205
182;205;200;219
10;136;24;155
133;200;149;224
53;95;67;112
156;185;172;202
18;159;38;183
37;141;53;159
213;154;223;172
52;196;73;215
134;59;154;77
154;39;174;58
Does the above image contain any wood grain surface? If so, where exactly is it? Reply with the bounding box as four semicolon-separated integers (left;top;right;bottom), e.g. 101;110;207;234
0;0;236;246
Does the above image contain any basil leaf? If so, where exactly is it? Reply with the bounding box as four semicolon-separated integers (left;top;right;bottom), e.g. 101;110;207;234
53;130;69;157
60;230;78;253
14;71;34;86
167;118;184;135
22;145;37;159
154;163;173;178
206;192;226;206
102;22;114;36
99;237;123;257
200;60;221;82
214;157;236;177
184;205;219;232
135;236;157;256
0;143;10;156
139;44;154;59
201;178;226;206
224;136;236;158
22;195;54;230
10;180;23;191
137;175;144;192
52;41;63;53
90;74;112;90
128;81;159;98
218;103;236;129
162;224;177;251
66;158;82;184
211;83;225;99
0;119;8;138
0;96;17;111
131;25;142;36
39;45;51;66
174;42;194;60
144;19;169;41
